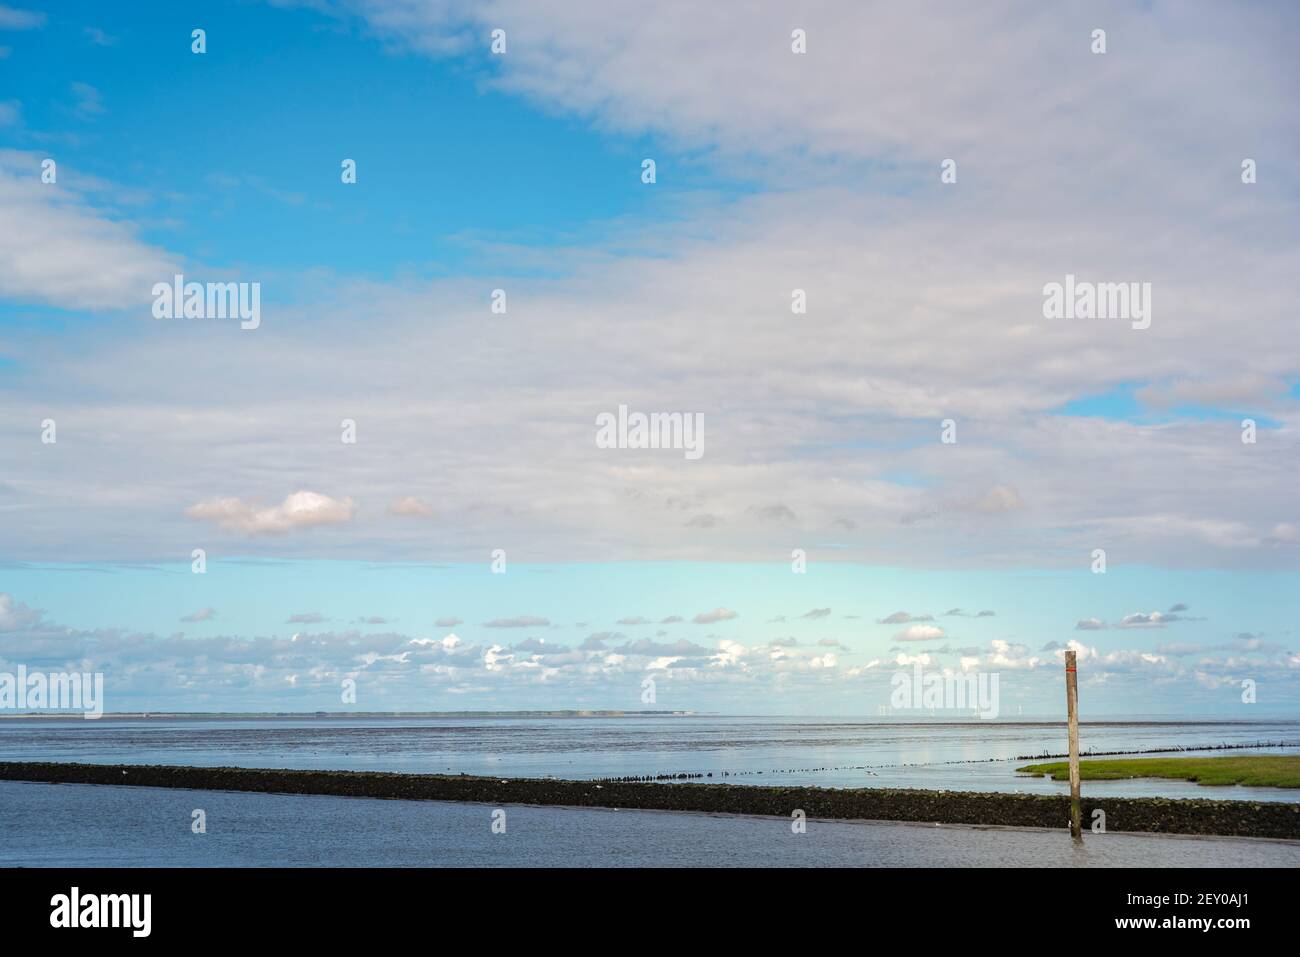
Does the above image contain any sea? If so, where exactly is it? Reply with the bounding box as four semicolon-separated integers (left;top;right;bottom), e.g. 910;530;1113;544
1;714;1298;867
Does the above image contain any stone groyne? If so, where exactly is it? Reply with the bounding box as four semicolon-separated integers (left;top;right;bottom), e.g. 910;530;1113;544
2;761;1297;840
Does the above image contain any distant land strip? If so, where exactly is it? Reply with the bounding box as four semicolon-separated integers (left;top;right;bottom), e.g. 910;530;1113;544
2;713;1295;726
2;761;1298;840
599;740;1300;782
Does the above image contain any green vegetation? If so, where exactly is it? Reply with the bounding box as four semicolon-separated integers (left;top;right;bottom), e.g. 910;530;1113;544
1016;754;1300;789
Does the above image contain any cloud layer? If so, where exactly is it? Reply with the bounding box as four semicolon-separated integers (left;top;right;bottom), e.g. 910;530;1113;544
0;2;1297;576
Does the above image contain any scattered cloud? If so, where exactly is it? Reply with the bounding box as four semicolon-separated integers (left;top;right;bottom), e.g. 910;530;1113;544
692;607;738;625
1264;524;1300;546
617;638;713;657
685;514;721;529
70;81;104;118
83;26;116;46
0;593;42;631
0;588;1293;711
0;150;181;311
1119;611;1179;628
893;624;945;642
388;496;435;519
0;6;44;29
746;504;797;523
968;485;1023;513
483;615;550;628
878;611;934;625
186;491;356;535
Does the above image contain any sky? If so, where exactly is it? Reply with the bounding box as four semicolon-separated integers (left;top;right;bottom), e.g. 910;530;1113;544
1;0;1298;715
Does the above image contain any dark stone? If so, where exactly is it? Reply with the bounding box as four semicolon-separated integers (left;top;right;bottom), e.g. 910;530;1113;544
0;761;1295;840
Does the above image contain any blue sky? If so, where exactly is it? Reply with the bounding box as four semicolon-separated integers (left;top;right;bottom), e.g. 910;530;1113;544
1056;383;1284;428
1;0;742;282
2;1;1299;714
7;559;1280;643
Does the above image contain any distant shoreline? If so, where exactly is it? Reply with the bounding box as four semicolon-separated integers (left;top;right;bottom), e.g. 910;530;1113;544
2;712;1297;725
3;761;1298;840
0;710;702;720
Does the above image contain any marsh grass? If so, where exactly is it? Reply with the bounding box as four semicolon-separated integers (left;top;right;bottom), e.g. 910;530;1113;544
1016;754;1300;788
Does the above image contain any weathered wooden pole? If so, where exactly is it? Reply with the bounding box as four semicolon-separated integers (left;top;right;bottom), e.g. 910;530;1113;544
1065;649;1081;839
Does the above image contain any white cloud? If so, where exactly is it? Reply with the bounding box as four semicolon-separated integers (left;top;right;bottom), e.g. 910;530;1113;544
0;588;1295;711
0;150;180;311
346;0;1295;204
894;624;945;642
709;639;747;667
483;644;511;671
984;639;1042;670
409;633;461;651
893;652;932;667
0;3;1296;576
185;491;356;535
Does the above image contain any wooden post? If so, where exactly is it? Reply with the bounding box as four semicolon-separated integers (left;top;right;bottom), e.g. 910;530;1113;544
1065;649;1081;839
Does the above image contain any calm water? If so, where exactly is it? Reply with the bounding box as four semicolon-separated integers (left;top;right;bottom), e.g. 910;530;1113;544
3;780;1297;867
2;714;1298;800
